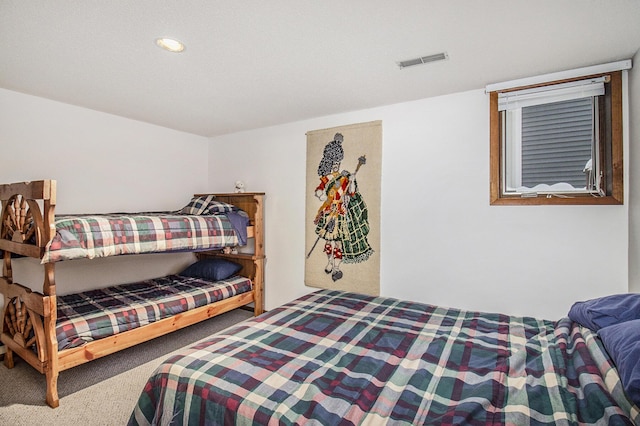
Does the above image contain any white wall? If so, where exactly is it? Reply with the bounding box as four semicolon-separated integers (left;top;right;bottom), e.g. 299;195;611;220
1;89;211;213
0;73;633;321
0;88;210;295
209;87;631;320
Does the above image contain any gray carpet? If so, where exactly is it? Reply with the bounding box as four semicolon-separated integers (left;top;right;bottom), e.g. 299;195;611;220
0;308;253;425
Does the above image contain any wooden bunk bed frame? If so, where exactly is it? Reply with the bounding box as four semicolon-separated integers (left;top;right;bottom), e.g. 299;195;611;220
0;180;265;408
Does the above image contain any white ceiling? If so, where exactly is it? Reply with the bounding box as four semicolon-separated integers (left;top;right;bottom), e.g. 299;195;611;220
1;1;639;137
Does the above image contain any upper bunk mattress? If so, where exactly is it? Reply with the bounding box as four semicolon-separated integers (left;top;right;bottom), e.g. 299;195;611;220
42;212;245;263
56;274;252;350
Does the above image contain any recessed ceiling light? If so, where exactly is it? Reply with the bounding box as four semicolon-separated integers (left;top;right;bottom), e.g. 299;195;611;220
155;37;185;53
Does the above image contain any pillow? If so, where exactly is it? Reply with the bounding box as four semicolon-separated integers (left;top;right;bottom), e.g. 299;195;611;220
204;200;238;215
180;195;216;215
179;258;242;281
568;293;640;331
598;320;640;406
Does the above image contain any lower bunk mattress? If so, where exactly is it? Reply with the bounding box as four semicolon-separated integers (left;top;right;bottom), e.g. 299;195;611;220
57;274;252;350
129;290;639;426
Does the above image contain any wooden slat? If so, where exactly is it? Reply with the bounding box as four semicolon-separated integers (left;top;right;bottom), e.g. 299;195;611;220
194;192;264;225
0;278;46;315
0;239;43;258
0;180;55;201
1;333;45;373
490;195;625;205
210;193;264;258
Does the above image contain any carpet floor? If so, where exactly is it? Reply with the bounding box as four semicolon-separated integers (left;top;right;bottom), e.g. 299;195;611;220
0;308;253;425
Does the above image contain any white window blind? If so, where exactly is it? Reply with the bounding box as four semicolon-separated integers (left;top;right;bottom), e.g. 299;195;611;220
498;77;605;111
520;97;595;189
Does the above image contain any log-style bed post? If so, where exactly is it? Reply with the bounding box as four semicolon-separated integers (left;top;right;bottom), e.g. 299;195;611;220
43;183;60;407
43;281;59;407
250;193;264;315
0;180;60;406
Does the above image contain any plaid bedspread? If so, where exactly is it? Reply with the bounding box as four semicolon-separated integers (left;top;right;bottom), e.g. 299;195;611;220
42;213;241;263
129;290;639;426
57;274;252;350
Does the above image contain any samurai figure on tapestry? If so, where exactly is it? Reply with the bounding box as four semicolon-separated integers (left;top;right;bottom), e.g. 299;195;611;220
308;132;374;282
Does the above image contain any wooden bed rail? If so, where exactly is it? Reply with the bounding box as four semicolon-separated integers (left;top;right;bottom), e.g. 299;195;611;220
0;179;57;202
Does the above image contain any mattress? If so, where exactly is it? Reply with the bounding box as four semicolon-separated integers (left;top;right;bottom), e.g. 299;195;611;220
42;212;244;263
56;274;252;350
129;290;639;425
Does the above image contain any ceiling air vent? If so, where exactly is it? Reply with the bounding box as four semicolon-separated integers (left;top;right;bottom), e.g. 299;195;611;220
398;52;448;69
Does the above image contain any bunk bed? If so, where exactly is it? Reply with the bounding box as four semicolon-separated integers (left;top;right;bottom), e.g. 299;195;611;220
0;180;265;408
130;290;640;425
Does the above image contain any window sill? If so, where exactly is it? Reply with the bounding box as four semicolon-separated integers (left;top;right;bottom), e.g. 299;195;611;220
490;194;623;205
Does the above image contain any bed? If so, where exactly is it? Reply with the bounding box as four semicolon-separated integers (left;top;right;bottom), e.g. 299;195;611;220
129;290;640;425
0;180;265;408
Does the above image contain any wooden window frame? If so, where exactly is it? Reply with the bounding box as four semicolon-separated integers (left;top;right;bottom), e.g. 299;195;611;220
489;71;623;205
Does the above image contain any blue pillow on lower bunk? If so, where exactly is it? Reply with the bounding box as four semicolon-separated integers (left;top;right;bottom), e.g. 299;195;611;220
598;319;640;407
179;258;242;281
568;293;640;331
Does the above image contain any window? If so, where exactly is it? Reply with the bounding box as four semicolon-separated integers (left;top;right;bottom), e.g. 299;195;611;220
489;70;624;205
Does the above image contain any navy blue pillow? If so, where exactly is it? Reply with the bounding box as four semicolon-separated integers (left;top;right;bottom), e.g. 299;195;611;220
598;319;640;406
179;258;242;281
568;293;640;331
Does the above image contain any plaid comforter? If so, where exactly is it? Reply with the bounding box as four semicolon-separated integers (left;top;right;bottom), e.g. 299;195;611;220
129;290;639;426
42;213;241;263
57;274;252;350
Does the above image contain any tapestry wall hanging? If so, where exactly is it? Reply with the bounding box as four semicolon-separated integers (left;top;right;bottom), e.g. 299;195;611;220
305;120;381;296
